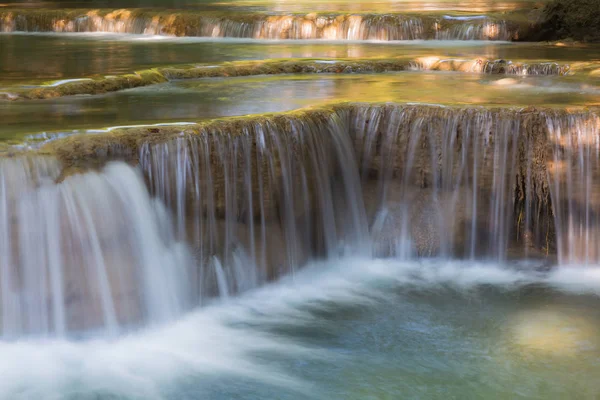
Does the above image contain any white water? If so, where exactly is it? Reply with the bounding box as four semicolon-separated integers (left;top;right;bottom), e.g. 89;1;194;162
0;257;599;399
0;160;193;337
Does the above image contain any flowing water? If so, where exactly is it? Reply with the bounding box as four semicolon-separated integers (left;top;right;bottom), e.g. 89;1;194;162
1;0;600;398
1;258;600;399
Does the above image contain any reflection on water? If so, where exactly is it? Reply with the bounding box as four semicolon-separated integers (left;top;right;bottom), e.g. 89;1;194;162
2;72;599;141
3;34;600;86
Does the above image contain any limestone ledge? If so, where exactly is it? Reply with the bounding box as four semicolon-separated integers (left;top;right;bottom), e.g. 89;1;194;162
0;57;575;101
32;102;596;195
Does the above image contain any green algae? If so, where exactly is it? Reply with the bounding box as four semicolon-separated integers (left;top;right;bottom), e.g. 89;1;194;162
40;103;342;159
13;70;167;100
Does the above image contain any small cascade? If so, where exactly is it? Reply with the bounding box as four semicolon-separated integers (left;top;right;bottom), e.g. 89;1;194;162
435;19;512;40
208;14;426;40
408;58;569;76
0;10;516;40
546;111;600;265
482;61;569;76
139;113;370;298
0;158;193;338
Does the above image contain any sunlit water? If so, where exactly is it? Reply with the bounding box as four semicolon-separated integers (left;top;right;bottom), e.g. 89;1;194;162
2;34;599;85
3;72;599;142
2;257;599;399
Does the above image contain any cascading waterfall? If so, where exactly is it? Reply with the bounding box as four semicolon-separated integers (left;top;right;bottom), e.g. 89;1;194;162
0;111;372;337
350;104;600;263
0;10;517;40
3;103;600;338
139;113;370;297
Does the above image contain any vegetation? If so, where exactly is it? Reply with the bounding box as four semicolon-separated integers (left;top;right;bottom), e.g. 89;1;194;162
539;0;600;42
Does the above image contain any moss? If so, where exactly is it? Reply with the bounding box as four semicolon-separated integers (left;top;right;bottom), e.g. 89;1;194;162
160;58;413;79
40;103;345;168
537;0;600;42
14;69;167;100
39;101;593;167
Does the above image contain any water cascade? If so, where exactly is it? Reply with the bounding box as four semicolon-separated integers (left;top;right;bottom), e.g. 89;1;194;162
2;102;600;338
408;58;569;76
3;0;600;394
0;110;373;337
138;114;370;298
0;10;518;40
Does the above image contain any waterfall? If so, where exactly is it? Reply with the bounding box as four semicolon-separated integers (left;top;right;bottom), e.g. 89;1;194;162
0;10;517;40
349;104;600;263
138;113;370;297
3;103;600;338
0;158;193;338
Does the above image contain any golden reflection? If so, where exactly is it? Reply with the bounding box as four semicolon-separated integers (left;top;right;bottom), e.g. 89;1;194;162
511;308;598;356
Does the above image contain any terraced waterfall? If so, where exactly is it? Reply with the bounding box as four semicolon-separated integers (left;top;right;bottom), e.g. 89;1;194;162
1;0;600;398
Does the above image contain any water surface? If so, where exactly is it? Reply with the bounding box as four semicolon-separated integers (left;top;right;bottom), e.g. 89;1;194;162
2;257;599;399
3;72;599;142
3;34;600;85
